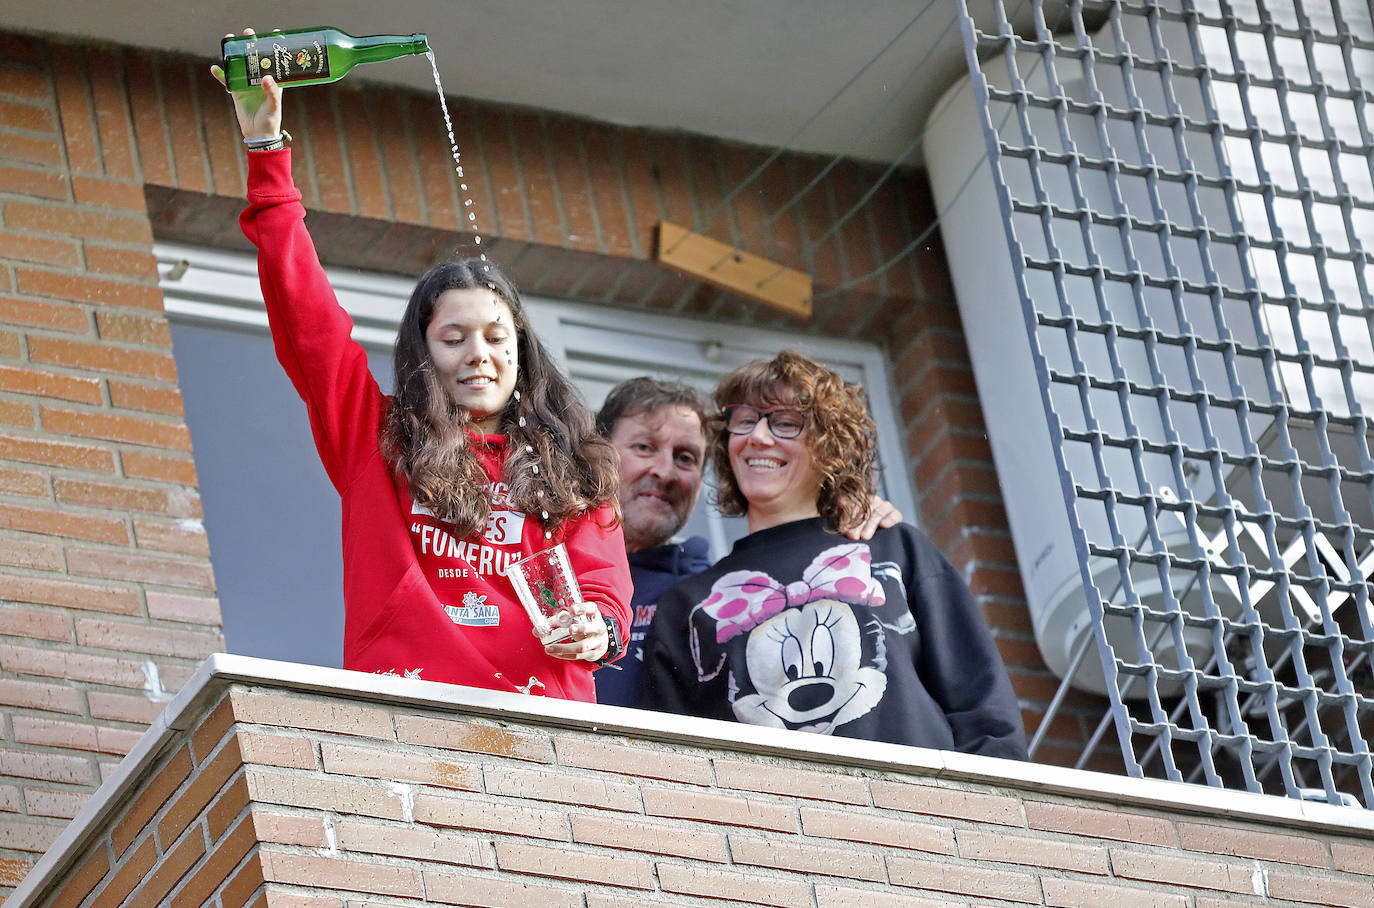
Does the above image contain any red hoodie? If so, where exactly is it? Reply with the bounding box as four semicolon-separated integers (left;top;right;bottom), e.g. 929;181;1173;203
240;149;631;700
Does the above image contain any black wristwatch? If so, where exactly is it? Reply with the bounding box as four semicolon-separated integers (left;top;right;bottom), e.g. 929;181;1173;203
595;615;622;665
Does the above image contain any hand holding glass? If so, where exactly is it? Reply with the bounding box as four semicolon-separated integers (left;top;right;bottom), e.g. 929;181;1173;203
503;544;582;644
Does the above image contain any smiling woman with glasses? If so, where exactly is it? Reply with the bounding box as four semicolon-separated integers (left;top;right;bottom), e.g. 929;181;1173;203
641;350;1028;761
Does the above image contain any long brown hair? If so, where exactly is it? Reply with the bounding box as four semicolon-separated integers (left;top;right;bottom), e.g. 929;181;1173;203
381;258;619;538
710;350;876;530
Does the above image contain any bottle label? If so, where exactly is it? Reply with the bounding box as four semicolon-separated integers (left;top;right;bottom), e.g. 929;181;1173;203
245;32;331;86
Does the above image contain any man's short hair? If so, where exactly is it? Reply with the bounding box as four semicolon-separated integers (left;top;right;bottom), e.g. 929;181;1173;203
596;377;708;439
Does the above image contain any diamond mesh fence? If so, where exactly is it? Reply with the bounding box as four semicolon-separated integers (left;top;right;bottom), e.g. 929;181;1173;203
957;0;1374;806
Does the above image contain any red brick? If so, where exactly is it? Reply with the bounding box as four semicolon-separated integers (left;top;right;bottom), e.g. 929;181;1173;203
571;811;729;862
0;132;62;166
121;449;198;483
656;862;812;907
171;811;257;908
870;780;1023;827
958;826;1107;873
95;310;170;346
1332;840;1374;876
0;533;62;571
336;815;489;867
76;616;223;658
157;739;244;846
0;572;140;616
47;844;108;908
1024;800;1175;846
3;202;153;245
51;44;98;173
250;807;327;847
1265;871;1374;908
0;677;83;714
245;768;406;822
133;517;210;556
0;464;48;497
1044;878;1188;908
0;296;91;334
0;432;114;472
229;689;394;739
71;176;146;211
800;806;956;855
731;833;885;881
0;747;96;785
109;379;183;415
88;48;136;181
0;230;80;267
0;362;102;404
407;94;460;230
84;245;160;281
65;547;215;589
424;869;581;908
56;476;197;514
641;785;797;832
814;883;961;908
0;397;35;428
413;790;568;839
714;758;867;805
218;852;266;908
205;772;251;842
483;762;640;812
28;334;176;380
1110;848;1256;894
495;839;654;889
237;732;316;770
395;713;552;762
90;835;156;903
0;499;129;543
87;689;169;724
190;695;235;761
0;642;148;688
888;854;1040;903
258;849;423;898
146;589;221;625
322;740;480;791
0;164;66;199
110;743;192;855
1175;820;1327;866
554;735;710;784
42;405;191;450
0;97;54;132
15;796;70;828
0;605;70;641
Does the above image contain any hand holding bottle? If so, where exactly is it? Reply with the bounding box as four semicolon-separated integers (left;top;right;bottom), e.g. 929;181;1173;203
209;29;283;143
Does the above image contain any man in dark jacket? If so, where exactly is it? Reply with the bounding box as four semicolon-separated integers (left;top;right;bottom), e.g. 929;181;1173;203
594;377;905;708
594;378;713;707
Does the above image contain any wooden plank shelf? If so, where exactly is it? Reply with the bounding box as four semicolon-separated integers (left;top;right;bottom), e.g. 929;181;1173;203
655;221;812;318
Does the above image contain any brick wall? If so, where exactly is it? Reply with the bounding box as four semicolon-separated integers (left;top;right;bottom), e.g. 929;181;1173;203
1;27;1095;893
15;671;1374;907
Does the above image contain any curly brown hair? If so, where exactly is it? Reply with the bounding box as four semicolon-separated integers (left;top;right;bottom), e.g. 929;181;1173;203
710;350;876;530
381;258;620;539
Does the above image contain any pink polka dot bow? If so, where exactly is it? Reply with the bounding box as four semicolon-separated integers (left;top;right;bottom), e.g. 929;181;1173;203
696;543;886;644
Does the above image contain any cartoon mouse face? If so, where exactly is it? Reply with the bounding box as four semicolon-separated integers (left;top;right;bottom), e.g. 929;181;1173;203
688;543;909;737
732;599;886;733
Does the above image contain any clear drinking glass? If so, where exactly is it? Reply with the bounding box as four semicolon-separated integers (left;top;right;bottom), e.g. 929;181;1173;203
502;543;583;644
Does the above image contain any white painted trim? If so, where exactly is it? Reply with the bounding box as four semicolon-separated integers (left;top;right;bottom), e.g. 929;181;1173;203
9;652;1373;905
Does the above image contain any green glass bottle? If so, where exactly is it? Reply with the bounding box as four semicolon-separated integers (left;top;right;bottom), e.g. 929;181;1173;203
221;27;429;91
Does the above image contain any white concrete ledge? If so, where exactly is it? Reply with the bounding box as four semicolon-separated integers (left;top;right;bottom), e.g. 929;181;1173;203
11;652;1374;905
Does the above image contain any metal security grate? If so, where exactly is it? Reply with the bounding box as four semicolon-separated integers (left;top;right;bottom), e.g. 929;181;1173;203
958;0;1374;806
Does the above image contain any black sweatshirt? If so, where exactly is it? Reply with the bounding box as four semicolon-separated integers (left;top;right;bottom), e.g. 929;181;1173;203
641;518;1028;760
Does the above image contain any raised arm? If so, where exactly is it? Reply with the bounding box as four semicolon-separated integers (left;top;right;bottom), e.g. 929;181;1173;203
211;36;383;491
